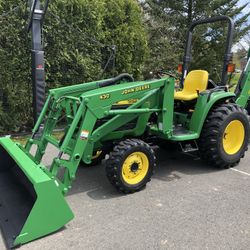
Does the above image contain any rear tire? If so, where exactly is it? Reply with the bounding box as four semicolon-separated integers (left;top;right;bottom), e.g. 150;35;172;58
106;139;156;194
199;103;250;168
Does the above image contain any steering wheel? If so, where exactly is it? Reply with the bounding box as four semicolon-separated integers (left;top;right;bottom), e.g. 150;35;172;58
153;70;177;79
208;79;218;88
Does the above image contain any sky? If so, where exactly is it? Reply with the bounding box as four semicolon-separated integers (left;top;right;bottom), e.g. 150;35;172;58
236;0;250;50
239;0;250;18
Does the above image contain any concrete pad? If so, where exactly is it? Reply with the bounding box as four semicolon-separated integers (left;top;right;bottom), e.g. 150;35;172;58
1;147;250;250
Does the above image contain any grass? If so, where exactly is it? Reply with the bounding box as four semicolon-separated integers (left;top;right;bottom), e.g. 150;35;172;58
12;135;29;146
12;131;64;146
229;73;241;92
230;73;241;85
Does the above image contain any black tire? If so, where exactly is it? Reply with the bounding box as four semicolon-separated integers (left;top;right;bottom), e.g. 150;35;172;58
246;100;250;115
106;139;156;194
199;103;250;168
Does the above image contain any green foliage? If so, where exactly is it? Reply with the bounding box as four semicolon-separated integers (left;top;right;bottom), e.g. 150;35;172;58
142;2;182;78
44;0;147;88
0;0;249;134
102;0;148;79
0;0;147;133
0;1;32;132
142;0;250;81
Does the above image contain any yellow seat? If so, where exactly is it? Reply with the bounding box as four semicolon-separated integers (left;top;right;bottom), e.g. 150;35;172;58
174;70;209;101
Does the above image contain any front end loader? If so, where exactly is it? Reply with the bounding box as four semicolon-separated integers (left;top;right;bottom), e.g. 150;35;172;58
1;16;250;249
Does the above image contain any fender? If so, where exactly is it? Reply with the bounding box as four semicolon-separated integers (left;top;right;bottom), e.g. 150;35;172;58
189;91;235;136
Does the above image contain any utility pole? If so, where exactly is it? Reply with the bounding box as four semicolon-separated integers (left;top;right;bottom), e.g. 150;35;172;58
27;0;47;122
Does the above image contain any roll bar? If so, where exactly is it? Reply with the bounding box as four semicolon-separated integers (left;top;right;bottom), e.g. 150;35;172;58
181;16;234;87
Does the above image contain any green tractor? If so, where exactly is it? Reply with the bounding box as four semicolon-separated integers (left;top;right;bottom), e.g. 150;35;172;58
0;16;250;248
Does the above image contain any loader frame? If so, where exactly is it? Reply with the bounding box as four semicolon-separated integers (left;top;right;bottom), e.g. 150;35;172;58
25;77;175;194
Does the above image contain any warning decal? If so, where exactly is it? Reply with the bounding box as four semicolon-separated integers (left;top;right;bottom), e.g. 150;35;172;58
80;130;90;140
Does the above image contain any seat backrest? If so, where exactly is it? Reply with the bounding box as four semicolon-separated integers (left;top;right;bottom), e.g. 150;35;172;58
183;70;209;94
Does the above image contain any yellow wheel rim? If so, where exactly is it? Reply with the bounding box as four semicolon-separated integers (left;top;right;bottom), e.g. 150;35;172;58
92;151;102;160
223;120;245;155
122;152;149;185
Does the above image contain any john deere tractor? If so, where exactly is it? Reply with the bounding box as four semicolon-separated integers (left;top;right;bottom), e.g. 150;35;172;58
0;16;250;248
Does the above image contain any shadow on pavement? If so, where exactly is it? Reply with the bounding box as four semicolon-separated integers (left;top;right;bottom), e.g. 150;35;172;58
68;148;220;200
154;148;220;182
68;163;125;200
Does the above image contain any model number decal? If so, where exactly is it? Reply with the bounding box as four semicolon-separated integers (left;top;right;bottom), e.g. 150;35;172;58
121;84;150;95
100;94;110;100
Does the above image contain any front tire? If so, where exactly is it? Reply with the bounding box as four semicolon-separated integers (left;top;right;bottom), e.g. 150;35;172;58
199;103;250;168
106;139;156;193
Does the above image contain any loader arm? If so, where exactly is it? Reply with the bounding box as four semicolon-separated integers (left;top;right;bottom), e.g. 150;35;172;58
25;77;175;194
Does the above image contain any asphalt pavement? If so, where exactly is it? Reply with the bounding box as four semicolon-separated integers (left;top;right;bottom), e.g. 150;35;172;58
0;146;250;250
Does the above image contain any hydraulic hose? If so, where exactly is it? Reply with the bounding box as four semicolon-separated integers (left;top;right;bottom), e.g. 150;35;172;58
98;73;134;88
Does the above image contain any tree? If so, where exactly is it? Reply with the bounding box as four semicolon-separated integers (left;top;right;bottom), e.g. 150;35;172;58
243;33;250;48
141;0;250;81
0;0;147;133
44;0;148;89
0;1;32;132
141;1;182;77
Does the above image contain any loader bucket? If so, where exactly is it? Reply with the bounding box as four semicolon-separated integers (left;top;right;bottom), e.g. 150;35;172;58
0;138;74;249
